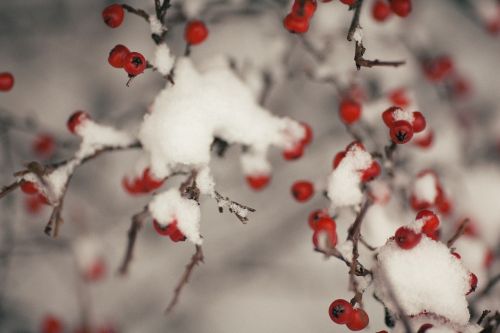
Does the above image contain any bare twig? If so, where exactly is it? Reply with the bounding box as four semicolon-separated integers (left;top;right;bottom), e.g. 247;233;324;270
478;310;492;325
165;244;204;314
121;4;150;21
354;42;406;70
314;247;372;276
0;180;20;200
347;0;364;42
447;218;469;248
118;207;150;275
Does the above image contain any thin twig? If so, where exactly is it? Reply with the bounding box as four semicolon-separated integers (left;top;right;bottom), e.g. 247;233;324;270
0;181;20;200
164;244;204;314
478;310;492;325
118;207;150;275
213;190;256;224
347;0;364;42
121;4;150;21
447;218;469;248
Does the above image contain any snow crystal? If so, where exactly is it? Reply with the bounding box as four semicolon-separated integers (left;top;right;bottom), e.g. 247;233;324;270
240;149;271;176
374;237;471;325
148;189;202;245
413;173;438;204
352;27;363;43
327;146;372;208
154;43;175;76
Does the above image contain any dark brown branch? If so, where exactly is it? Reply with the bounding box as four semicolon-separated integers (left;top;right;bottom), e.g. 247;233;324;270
314;247;372;276
347;198;373;307
118;207;150;275
354;42;406;70
213;191;256;224
478;310;492;325
165;244;204;315
0;181;19;200
347;0;364;42
121;4;150;21
447;218;469;248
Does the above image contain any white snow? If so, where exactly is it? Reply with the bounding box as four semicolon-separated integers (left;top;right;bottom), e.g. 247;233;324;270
149;15;165;35
139;57;304;180
148;189;202;245
392;108;415;123
327;145;373;208
154;43;175;76
413;173;438;204
374;237;471;326
196;167;215;196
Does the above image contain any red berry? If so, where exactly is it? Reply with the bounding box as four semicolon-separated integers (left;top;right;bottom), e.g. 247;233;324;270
346;308;369;331
333;151;346;169
283;13;310;34
372;0;392;22
417;324;434;333
346;141;366;151
26;195;43;214
467;273;478;295
292;0;317;18
246;174;271;190
0;72;14;91
484;249;494;269
340;0;356;5
328;299;354;324
451;252;461;259
410;194;431;211
435;187;452;215
122;176;144;195
412;112;426;133
382;106;400;127
300;122;313;146
312;218;337;248
102;4;125;28
390;120;413;144
283;142;305;160
389;88;409;107
41;315;63;333
291;180;314;202
339;99;362;125
84;257;106;282
142;168;164;192
33;133;55;158
21;181;38;194
414;130;434;148
360;161;381;182
395;226;421;249
124;52;147;76
416;210;440;237
67;111;91;134
308;209;330;229
389;0;411;17
185;20;209;45
108;44;130;68
423;56;454;82
153;219;186;242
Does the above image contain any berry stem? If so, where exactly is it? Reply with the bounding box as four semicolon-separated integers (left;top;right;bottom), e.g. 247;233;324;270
446;217;469;248
118;206;150;275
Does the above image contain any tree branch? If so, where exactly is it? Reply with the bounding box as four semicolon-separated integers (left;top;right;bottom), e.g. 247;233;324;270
118;206;150;275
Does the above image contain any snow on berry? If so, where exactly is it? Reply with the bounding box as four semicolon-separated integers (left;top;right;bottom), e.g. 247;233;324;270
154;43;175;75
410;171;439;209
374;236;472;326
148;188;202;244
327;142;376;208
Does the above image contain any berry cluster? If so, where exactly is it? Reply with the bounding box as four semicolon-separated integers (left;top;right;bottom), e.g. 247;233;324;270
333;142;381;182
422;55;472;99
283;0;317;34
122;168;165;195
108;44;147;77
308;210;337;249
371;0;412;22
382;106;426;144
153;219;186;242
394;210;440;249
410;170;452;215
328;299;369;331
0;72;14;91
